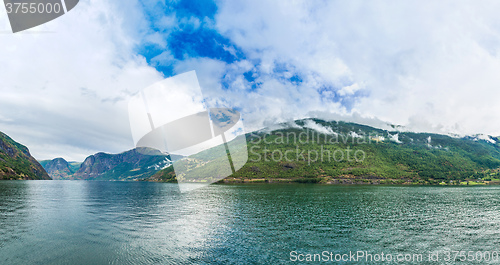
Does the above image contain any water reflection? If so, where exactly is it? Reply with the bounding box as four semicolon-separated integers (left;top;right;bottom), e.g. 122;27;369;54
0;181;32;250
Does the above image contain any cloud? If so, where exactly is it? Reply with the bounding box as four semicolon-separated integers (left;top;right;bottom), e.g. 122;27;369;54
0;0;163;161
4;0;500;162
212;0;500;136
302;120;336;135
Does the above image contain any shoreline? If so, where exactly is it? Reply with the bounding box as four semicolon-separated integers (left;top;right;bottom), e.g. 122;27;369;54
217;177;499;186
3;178;498;186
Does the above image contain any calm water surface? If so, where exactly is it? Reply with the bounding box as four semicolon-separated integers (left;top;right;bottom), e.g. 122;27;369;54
1;181;500;264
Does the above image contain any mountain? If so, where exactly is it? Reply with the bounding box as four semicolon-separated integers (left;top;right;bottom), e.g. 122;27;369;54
67;161;82;173
148;165;176;183
70;147;174;181
0;131;51;180
39;158;79;180
147;119;500;185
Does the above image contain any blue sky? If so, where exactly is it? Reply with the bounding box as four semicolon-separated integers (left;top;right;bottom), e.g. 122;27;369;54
134;0;365;126
2;0;500;161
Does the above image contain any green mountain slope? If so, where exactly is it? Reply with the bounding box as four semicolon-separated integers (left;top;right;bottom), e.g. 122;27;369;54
148;119;500;185
39;158;79;180
0;131;51;180
67;161;82;173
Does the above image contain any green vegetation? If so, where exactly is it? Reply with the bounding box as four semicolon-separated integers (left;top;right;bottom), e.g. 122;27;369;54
0;131;51;180
148;119;500;185
68;162;82;173
146;166;177;183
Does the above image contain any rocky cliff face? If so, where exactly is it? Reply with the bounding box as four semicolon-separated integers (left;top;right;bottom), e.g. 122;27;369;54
0;131;51;180
39;158;73;180
71;147;172;181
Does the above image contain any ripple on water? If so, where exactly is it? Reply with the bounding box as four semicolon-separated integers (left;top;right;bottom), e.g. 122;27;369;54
2;183;500;264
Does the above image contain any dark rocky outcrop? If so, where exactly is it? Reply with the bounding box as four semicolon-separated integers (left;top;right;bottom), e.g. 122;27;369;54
0;131;51;180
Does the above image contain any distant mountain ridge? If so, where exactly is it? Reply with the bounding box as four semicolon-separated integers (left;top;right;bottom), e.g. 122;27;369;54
41;147;181;181
34;118;500;184
0;131;51;180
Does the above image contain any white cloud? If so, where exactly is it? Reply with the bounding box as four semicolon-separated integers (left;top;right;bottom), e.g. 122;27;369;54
171;56;347;133
0;0;163;161
302;120;335;135
338;83;362;96
211;0;500;136
3;0;500;163
476;134;496;144
388;133;402;144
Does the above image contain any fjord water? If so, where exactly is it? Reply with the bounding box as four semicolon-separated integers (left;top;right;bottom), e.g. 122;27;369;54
1;182;500;264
